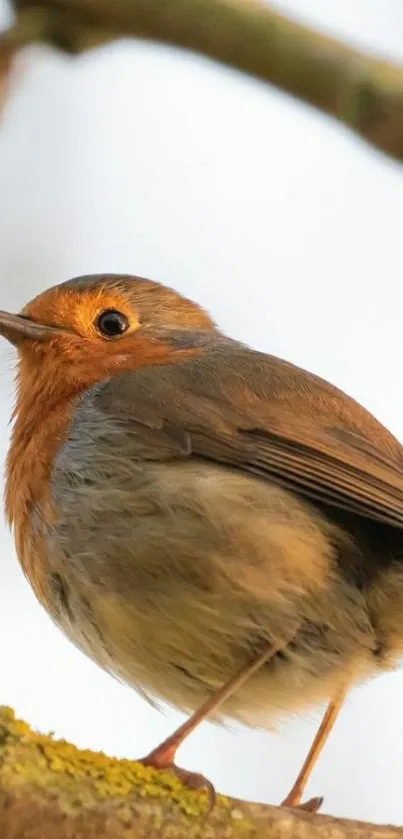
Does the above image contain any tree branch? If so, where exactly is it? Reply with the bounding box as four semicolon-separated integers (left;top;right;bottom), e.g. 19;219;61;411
0;706;401;839
1;0;403;162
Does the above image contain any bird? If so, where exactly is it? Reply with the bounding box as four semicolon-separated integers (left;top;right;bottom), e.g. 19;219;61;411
1;273;403;813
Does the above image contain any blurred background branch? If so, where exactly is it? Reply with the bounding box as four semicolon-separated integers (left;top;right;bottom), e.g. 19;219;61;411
1;0;403;161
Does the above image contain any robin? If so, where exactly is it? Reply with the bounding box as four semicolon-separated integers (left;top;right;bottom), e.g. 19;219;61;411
1;274;403;812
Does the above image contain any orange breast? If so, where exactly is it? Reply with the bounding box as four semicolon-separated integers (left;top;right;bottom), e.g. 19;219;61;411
6;398;75;607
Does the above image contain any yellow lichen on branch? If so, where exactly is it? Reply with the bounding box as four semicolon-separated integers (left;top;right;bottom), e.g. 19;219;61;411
0;707;402;839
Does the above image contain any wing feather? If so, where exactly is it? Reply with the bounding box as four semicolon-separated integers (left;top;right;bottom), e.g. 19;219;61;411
91;339;403;529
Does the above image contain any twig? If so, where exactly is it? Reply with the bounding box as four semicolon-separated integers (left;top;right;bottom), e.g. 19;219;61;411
0;0;402;162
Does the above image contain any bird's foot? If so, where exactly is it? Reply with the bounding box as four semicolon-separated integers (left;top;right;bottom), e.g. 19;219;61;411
281;793;323;813
138;746;216;812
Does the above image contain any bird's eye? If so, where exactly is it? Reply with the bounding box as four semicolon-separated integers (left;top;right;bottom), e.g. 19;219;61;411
95;309;129;338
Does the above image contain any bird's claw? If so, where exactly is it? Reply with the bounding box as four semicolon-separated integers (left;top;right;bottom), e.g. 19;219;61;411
138;754;216;813
281;794;324;813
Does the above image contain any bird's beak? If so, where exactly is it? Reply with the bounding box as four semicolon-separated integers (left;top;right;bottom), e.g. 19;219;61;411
0;311;59;346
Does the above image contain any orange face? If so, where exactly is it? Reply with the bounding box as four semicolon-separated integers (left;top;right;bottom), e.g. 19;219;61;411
18;282;144;386
0;275;213;404
23;280;140;343
0;275;214;549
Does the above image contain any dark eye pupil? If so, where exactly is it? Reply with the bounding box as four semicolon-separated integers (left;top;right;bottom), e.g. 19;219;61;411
96;309;129;337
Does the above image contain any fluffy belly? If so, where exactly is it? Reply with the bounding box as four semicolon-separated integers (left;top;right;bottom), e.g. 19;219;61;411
44;460;377;726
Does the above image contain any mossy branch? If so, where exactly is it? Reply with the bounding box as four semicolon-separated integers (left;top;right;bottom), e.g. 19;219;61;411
0;706;402;839
1;0;403;162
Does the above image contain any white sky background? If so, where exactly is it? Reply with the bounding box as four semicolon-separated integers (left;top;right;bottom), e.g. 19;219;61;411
1;0;403;825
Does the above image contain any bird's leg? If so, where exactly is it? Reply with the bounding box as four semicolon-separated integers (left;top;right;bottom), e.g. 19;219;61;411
138;640;285;808
281;686;347;813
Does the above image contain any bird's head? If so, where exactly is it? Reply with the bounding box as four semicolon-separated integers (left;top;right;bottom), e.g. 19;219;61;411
0;274;215;410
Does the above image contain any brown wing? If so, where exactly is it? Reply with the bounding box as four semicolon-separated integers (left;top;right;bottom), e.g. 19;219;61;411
92;337;403;529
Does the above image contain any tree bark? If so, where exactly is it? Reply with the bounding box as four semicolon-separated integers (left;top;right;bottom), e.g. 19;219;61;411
0;706;402;839
1;0;403;162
